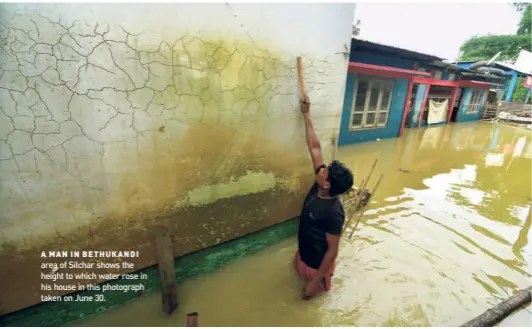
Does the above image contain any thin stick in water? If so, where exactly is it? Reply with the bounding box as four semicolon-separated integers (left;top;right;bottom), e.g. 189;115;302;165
360;159;378;192
187;312;199;327
343;160;378;233
349;174;384;239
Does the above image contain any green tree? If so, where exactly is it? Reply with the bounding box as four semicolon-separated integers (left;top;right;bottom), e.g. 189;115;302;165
458;3;531;61
516;4;531;35
513;2;530;12
458;35;531;61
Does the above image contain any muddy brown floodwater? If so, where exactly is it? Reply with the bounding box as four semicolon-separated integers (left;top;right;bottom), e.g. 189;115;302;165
75;122;531;326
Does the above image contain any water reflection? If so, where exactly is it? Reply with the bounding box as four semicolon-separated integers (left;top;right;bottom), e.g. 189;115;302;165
76;122;531;327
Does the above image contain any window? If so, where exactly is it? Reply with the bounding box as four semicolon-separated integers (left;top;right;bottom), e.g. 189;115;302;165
433;71;442;80
350;75;394;130
466;89;484;114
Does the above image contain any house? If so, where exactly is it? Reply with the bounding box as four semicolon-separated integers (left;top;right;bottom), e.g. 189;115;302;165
455;60;531;103
338;38;504;145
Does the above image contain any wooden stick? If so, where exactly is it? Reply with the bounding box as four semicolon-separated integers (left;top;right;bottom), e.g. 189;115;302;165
155;227;179;315
461;287;531;327
361;159;378;191
342;160;378;233
349;174;384;239
348;211;367;240
331;136;337;162
187;312;199;327
297;56;306;99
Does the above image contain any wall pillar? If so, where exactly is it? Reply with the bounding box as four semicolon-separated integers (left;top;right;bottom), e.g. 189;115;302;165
417;83;431;127
456;88;473;122
409;83;426;128
447;86;459;123
399;79;414;137
504;71;518;102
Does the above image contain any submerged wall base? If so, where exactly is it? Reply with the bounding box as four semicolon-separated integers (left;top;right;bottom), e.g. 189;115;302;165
1;218;298;327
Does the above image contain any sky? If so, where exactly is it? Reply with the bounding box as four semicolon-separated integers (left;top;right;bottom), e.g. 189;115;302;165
353;3;522;61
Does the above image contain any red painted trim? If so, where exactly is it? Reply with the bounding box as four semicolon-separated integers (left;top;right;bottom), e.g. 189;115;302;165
411;76;459;87
467;80;504;86
348;62;431;77
399;79;414;137
447;86;459;123
417;83;431;128
458;80;494;89
348;66;420;80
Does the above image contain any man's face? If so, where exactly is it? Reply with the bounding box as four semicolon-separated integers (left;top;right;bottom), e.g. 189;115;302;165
315;164;330;191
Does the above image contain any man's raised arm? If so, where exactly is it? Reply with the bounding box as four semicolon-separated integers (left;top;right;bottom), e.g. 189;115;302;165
300;94;324;171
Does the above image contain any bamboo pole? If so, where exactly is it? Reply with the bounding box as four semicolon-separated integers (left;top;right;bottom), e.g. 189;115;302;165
186;312;199;327
349;174;384;239
297;57;306;99
155;227;179;315
461;287;531;327
343;160;378;233
360;159;378;192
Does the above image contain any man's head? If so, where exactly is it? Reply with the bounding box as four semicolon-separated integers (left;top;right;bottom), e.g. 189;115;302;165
315;160;354;196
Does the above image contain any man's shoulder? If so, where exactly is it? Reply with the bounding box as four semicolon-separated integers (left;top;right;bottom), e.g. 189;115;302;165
333;197;344;212
330;198;345;220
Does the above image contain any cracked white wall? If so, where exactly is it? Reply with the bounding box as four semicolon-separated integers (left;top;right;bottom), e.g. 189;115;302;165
0;3;354;313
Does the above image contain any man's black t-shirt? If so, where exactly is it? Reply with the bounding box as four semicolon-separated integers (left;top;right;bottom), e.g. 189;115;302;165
298;182;345;269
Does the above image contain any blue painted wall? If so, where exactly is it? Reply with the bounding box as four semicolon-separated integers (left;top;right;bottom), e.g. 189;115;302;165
349;48;417;70
456;88;484;122
408;84;427;128
504;71;518;102
455;62;474;69
338;73;409;145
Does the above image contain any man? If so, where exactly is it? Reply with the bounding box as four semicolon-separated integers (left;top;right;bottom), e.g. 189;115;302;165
296;93;354;300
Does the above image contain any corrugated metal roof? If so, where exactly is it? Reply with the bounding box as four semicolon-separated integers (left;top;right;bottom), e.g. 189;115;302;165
429;61;463;71
494;61;531;76
453;60;531;76
352;37;444;62
351;37;502;80
461;71;503;80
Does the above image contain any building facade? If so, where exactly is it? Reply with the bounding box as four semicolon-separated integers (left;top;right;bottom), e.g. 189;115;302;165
339;39;503;146
0;2;355;316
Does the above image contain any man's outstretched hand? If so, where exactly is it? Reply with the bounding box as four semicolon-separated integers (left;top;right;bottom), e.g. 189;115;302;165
302;276;321;300
300;93;310;116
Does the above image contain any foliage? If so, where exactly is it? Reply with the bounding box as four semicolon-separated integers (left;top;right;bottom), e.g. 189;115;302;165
458;35;532;61
511;77;529;101
458;3;531;61
513;2;530;12
516;4;531;35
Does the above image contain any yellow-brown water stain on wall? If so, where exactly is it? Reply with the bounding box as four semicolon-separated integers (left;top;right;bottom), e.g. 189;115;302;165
0;36;314;315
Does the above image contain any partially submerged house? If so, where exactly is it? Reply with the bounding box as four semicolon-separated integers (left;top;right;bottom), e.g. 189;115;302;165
338;38;504;145
455;60;532;103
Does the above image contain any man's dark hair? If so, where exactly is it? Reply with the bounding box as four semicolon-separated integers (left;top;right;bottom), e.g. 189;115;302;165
327;160;354;196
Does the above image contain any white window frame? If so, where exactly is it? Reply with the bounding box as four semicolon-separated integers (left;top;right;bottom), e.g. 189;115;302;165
349;75;395;131
466;89;484;114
